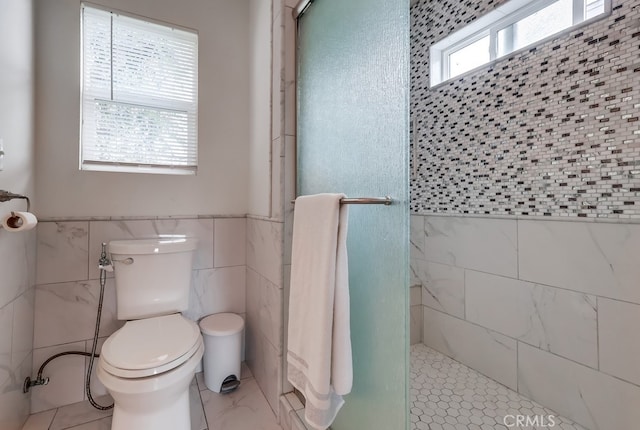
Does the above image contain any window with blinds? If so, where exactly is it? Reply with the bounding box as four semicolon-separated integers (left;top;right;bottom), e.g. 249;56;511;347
80;4;198;175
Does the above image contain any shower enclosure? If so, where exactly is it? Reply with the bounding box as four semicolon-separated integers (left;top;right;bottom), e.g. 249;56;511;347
409;1;640;429
295;0;410;429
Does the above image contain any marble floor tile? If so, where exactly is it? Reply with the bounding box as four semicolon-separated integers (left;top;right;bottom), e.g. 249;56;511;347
49;395;113;430
63;417;111;430
22;371;279;430
21;410;56;430
200;378;282;430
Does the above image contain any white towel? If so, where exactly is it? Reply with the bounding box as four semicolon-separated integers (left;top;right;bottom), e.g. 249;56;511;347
287;193;352;430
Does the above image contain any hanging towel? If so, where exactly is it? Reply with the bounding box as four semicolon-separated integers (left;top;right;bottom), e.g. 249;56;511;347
287;193;352;430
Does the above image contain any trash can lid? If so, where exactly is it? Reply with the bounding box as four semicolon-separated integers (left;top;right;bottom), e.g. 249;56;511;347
200;313;244;336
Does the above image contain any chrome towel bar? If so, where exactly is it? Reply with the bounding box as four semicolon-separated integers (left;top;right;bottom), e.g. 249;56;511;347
291;196;393;206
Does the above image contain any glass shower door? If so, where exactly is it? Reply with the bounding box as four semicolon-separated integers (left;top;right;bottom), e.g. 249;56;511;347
296;0;410;428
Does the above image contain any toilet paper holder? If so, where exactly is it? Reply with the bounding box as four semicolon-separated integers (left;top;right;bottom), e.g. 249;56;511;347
0;189;31;215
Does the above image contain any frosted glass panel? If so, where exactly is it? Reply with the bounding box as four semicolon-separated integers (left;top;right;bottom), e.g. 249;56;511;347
297;0;409;429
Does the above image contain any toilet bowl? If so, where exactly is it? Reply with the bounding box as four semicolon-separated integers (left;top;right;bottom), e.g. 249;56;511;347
97;238;201;430
97;313;204;430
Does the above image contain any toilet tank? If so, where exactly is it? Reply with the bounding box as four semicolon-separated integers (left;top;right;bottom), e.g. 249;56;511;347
109;238;198;320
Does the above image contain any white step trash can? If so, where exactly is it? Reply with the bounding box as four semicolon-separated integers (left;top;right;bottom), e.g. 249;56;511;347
199;313;244;393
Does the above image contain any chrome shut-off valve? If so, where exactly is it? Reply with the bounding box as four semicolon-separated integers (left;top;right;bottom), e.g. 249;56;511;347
98;242;114;272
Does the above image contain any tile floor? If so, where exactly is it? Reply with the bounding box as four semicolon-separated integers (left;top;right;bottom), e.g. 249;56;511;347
411;344;588;430
22;363;283;430
21;346;592;430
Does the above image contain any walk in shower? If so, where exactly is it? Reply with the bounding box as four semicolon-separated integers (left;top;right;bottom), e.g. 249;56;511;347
409;1;640;430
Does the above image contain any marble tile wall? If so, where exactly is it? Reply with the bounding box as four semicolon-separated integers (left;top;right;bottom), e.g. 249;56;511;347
0;228;36;430
412;214;640;430
245;216;284;417
31;216;247;413
246;0;298;424
1;0;36;427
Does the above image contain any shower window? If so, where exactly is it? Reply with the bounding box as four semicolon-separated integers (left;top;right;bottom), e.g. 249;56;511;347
430;0;611;87
80;4;198;175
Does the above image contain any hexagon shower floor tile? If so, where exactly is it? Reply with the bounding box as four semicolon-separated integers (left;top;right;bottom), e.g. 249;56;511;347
410;344;587;430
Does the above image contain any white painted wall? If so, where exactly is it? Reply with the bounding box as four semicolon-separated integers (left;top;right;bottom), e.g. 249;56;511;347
34;0;251;217
248;0;272;217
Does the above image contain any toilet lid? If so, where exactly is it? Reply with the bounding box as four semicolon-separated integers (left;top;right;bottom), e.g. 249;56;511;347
101;314;201;378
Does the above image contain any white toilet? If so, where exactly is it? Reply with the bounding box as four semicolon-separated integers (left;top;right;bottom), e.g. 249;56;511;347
97;238;203;430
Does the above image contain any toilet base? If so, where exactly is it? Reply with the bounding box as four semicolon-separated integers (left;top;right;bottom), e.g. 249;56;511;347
112;388;190;430
98;340;204;430
111;390;191;430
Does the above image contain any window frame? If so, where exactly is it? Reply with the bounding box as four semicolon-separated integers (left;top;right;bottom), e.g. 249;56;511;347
79;2;199;175
429;0;612;88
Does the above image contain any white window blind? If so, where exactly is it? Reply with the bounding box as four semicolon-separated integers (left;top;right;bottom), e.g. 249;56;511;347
81;5;198;174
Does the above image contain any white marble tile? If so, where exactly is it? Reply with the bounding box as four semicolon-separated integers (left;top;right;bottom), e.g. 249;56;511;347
410;285;421;306
62;416;112;430
422;307;517;390
0;354;31;430
36;222;89;285
31;342;86;413
518;342;640;430
423;216;517;277
599;298;640;386
466;270;598;367
284;392;303;411
410;305;422;345
88;218;214;279
281;265;293;395
185;266;246;322
11;289;34;367
0;229;34;309
290;412;306;430
200;377;283;430
279;394;294;430
247;270;283;352
272;139;284;221
247;218;283;288
189;378;207;430
283;201;295;267
415;260;465;318
50;395;113;430
409;259;421;288
410;215;425;261
283;136;296;263
21;409;56;430
271;8;283;141
84;337;109;399
0;301;13;383
33;280;121;349
0;340;29;430
245;320;282;415
214;217;246;268
519;220;640;304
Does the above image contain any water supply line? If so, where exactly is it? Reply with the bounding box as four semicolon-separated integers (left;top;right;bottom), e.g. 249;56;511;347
24;243;114;410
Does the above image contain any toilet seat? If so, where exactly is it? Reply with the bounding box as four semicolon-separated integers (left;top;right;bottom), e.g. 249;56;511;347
100;313;201;378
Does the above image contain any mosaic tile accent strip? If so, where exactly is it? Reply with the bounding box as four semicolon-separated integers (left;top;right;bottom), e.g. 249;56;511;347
410;0;640;218
410;344;587;430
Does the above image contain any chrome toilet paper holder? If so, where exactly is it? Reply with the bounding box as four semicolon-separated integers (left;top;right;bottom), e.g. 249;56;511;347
0;190;31;215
